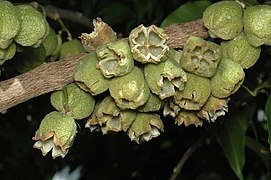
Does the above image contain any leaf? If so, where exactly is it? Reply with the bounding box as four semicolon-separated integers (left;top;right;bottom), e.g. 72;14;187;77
160;0;211;27
265;94;271;150
216;104;256;180
245;136;270;173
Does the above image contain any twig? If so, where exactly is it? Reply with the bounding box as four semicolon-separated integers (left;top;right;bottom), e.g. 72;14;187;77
0;19;207;111
44;5;93;28
169;137;204;180
0;54;86;112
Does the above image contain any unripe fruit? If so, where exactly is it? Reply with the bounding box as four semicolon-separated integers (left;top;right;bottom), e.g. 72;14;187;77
243;5;271;47
15;5;49;47
0;42;16;65
0;1;20;49
203;1;243;40
59;39;85;59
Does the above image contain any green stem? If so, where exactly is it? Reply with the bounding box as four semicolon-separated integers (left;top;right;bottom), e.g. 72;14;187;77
58;19;72;41
241;85;256;97
62;85;69;112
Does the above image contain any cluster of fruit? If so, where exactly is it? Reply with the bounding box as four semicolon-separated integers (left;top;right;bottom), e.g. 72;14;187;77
32;1;271;158
0;0;86;73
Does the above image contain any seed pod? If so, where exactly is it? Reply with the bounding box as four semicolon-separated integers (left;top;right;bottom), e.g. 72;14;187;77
127;113;164;144
0;1;20;49
14;44;46;73
129;24;169;64
211;58;245;98
180;36;221;77
60;39;85;60
203;1;243;40
243;5;271;47
221;32;261;69
166;48;183;64
0;42;16;65
74;52;110;95
33;111;77;159
175;110;203;127
163;98;181;118
50;83;95;120
137;93;165;112
197;95;228;122
109;67;150;109
86;96;136;134
144;57;187;99
173;73;211;110
80;17;117;52
96;39;134;78
15;5;48;47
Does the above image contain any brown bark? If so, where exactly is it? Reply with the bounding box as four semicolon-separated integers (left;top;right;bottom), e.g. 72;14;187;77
0;54;86;112
0;19;208;111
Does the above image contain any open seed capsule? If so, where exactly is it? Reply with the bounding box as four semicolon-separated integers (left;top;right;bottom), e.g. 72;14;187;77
129;24;169;64
173;73;211;110
180;36;221;78
137;93;165;112
127;113;164;144
144;57;187;99
96;39;134;78
74;52;110;95
33;111;77;159
109;67;150;109
175;110;203;127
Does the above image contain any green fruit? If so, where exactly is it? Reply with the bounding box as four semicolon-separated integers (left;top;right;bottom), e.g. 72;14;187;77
203;1;243;40
0;1;20;49
0;42;16;65
74;52;110;95
127;112;164;144
144;57;187;99
211;58;245;98
221;32;261;69
60;39;85;59
173;73;211;110
175;110;203;127
33;111;77;159
243;5;271;47
15;5;48;47
50;83;95;120
180;36;221;77
96;39;134;78
15;44;46;73
109;67;150;109
42;27;58;57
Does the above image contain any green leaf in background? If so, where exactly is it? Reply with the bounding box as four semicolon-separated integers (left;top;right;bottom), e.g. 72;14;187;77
245;136;270;174
160;0;211;27
216;104;256;180
265;94;271;150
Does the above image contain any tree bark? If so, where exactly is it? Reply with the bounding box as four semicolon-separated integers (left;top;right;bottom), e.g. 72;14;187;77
0;19;208;112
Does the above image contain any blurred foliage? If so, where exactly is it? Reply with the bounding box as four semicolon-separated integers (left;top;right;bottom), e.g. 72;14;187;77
1;0;271;180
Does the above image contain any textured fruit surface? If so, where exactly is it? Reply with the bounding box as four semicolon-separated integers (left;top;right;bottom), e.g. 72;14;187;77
180;36;221;77
211;58;245;98
0;42;16;65
50;83;95;120
221;32;261;69
203;1;243;40
243;5;271;47
60;39;85;59
0;1;20;49
15;5;48;47
42;27;58;57
74;52;110;95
